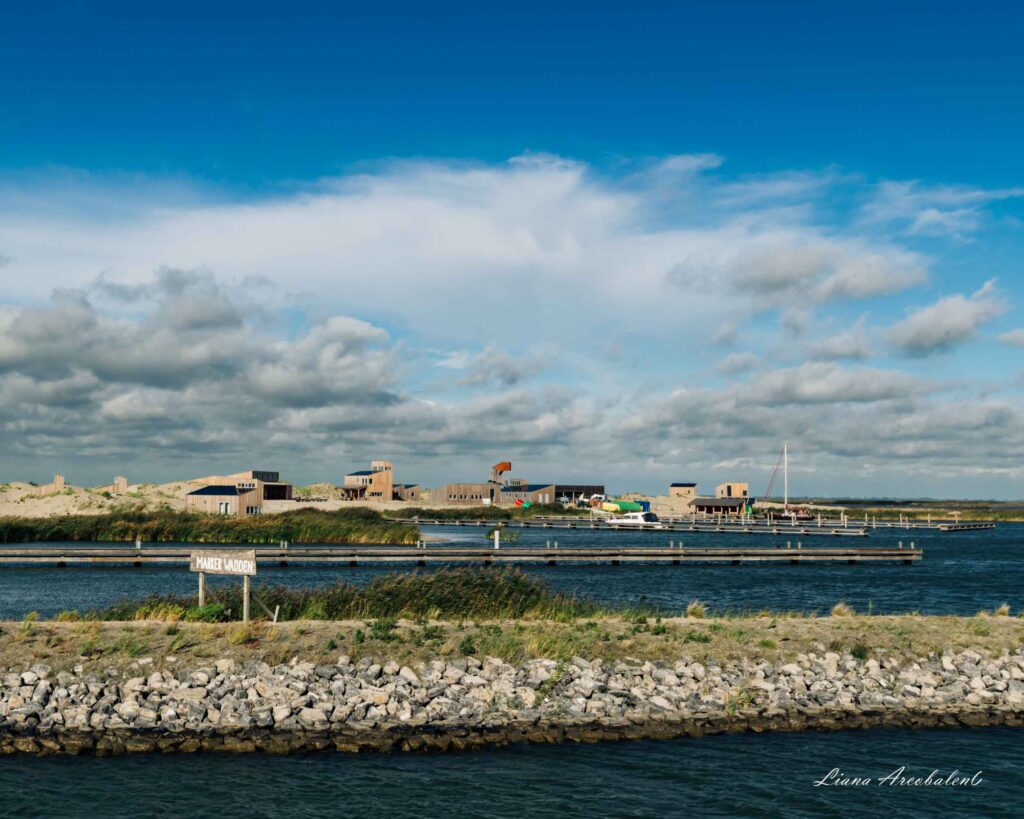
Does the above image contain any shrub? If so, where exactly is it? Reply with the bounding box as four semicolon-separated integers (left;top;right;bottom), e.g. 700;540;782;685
183;603;230;623
685;600;707;619
21;611;38;638
88;569;601;623
458;634;478;656
851;642;870;661
994;603;1011;616
368;618;398;642
831;602;855;617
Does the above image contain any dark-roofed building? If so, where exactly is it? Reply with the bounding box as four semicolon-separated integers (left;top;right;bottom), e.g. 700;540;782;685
500;483;556;505
669;482;698;502
394;483;420;502
341;461;420;501
192;469;293;501
552;484;605;503
691;497;748;517
187;484;263;516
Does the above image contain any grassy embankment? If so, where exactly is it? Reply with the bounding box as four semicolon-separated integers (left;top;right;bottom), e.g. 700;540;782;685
0;508;419;545
811;499;1024;523
9;569;1024;674
388;503;591;521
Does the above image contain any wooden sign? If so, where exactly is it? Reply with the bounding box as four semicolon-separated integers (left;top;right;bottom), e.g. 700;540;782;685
189;549;257;576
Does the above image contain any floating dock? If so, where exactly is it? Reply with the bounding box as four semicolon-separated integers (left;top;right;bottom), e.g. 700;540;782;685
0;544;921;567
400;518;870;537
936;523;997;532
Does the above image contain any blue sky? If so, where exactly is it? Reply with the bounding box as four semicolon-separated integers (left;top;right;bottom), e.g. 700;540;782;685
4;2;1023;185
1;2;1023;497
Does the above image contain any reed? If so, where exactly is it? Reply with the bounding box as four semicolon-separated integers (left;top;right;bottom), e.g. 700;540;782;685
388;503;590;521
88;568;608;622
0;508;418;545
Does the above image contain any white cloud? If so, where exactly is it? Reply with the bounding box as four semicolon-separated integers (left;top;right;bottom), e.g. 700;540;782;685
804;321;872;361
862;180;1024;238
0;155;927;355
889;280;1005;356
0;156;1022;494
438;346;549;388
744;363;931;405
999;329;1024;347
717;352;760;375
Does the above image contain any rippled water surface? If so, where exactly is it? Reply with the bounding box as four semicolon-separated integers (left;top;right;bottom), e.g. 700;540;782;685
0;728;1019;818
1;524;1021;817
0;523;1020;618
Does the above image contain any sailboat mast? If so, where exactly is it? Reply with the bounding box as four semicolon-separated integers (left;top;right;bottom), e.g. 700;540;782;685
783;441;789;510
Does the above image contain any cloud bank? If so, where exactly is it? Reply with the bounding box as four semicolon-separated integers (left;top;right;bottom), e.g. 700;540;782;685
0;155;1021;495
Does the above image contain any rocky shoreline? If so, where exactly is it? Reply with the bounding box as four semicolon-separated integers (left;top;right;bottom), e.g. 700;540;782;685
2;647;1023;755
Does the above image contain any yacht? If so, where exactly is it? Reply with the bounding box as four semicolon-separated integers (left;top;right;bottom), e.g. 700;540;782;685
606;511;662;527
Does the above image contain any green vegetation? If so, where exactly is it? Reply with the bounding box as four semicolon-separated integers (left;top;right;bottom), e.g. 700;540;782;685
89;569;610;623
4;603;1024;673
388;503;590;521
808;498;1024;523
0;508;418;545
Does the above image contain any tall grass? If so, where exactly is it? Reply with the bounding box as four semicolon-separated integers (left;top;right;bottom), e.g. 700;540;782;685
88;569;609;622
0;508;418;545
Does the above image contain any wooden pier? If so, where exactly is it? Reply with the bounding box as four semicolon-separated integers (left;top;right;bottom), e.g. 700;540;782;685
936;523;997;532
0;544;921;567
399;518;870;537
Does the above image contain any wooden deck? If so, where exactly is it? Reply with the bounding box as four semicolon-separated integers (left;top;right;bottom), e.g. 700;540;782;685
0;544;922;567
399;518;870;537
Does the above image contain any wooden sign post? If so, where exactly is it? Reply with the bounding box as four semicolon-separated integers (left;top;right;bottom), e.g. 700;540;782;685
189;549;257;622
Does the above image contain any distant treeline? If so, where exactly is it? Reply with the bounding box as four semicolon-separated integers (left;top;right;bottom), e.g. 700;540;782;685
388;503;590;521
0;508;419;545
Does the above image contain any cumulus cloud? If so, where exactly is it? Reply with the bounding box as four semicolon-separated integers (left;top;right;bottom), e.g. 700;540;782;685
889;280;1005;356
804;321;872;361
0;154;930;353
999;329;1024;347
438;347;548;388
0;155;1022;494
744;363;931;406
688;235;927;309
716;352;760;376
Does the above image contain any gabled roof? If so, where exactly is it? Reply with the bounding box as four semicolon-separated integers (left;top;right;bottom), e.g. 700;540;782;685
189;485;244;496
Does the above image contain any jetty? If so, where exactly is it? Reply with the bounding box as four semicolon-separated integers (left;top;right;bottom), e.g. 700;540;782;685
0;544;921;567
400;518;870;537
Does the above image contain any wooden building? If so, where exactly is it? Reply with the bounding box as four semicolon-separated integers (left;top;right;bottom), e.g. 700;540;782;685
715;482;749;500
692;497;748;517
186;485;263;516
194;469;293;502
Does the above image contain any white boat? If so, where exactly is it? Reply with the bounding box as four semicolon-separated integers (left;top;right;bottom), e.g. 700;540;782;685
606;511;662;527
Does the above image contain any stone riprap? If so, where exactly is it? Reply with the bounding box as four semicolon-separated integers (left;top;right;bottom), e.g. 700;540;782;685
2;649;1023;755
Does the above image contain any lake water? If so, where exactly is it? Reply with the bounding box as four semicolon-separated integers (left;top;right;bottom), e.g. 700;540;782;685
0;523;1020;618
0;728;1018;818
0;524;1020;817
